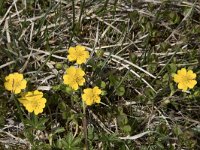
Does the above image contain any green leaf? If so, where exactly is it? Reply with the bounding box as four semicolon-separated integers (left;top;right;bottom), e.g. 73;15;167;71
169;12;180;24
169;83;175;96
59;101;67;111
99;133;119;142
169;63;177;73
96;49;104;57
35;117;49;130
61;133;83;150
65;86;73;95
116;86;125;96
55;63;63;69
173;125;183;136
156;142;164;149
109;74;119;86
117;114;128;126
121;125;131;133
100;81;106;89
101;90;107;96
52;127;65;135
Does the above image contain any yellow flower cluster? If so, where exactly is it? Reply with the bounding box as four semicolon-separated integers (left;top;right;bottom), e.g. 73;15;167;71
82;86;102;106
4;72;27;94
63;66;85;90
173;68;197;91
19;90;46;115
64;45;102;106
67;45;89;64
4;72;46;115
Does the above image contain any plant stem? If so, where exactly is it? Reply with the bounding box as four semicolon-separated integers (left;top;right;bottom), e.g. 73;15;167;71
82;102;88;150
11;93;25;123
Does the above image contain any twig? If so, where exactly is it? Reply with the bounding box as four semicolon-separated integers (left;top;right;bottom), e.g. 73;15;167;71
119;131;154;140
0;0;18;25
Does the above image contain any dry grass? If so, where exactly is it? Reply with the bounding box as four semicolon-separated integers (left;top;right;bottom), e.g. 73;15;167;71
0;0;200;149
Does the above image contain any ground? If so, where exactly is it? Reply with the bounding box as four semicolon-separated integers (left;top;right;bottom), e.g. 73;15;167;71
0;0;200;149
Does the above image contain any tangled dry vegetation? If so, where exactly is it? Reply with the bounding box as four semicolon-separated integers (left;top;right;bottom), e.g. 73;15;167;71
0;0;200;149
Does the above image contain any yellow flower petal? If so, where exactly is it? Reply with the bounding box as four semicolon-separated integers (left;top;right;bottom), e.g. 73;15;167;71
173;68;197;92
84;98;93;106
33;90;43;99
67;45;89;64
25;92;36;101
94;96;100;104
40;98;47;105
77;78;85;86
14;73;23;81
83;89;92;94
82;87;101;106
76;59;85;64
67;47;77;61
63;67;85;90
66;66;76;75
85;101;93;106
63;75;71;84
93;86;102;95
82;94;87;102
71;83;79;90
4;82;13;91
5;74;13;81
187;80;197;89
24;90;43;101
178;83;188;91
68;55;76;61
68;47;76;54
76;45;85;51
24;103;34;113
18;97;27;104
14;88;21;94
18;90;46;115
24;92;33;101
84;51;89;59
76;68;85;76
34;108;44;115
173;74;182;83
4;73;27;94
178;68;186;76
187;70;196;80
20;80;27;89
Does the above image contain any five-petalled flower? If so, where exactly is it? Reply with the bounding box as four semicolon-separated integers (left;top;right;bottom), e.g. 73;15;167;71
4;72;27;94
173;68;197;91
18;90;47;115
63;66;85;90
82;86;102;106
67;45;89;64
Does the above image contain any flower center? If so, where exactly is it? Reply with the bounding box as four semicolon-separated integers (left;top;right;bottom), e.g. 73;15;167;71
12;79;21;91
181;75;190;84
32;101;40;109
76;51;84;58
90;93;98;102
74;75;81;83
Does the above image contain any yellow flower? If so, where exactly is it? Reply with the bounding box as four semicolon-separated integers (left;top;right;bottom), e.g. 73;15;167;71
63;66;85;90
4;72;27;94
67;45;89;64
173;68;197;91
18;90;46;115
82;86;102;106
